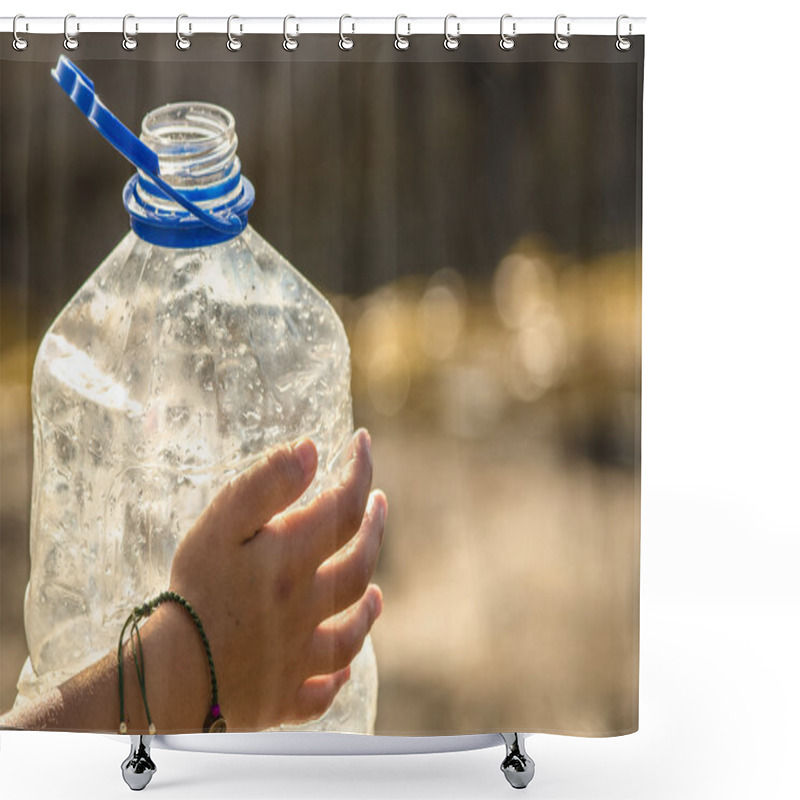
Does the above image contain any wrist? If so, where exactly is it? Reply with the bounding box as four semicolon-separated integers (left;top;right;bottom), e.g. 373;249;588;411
136;601;209;733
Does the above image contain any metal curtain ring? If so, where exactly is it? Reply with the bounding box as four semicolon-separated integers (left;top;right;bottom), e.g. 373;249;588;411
499;14;516;50
616;14;632;51
394;15;410;51
227;15;242;51
12;14;28;51
64;13;79;51
122;14;138;51
444;14;460;51
176;14;191;50
283;15;299;51
339;14;355;50
554;14;570;51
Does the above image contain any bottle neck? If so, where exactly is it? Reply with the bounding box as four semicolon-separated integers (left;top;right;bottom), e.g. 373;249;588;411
123;102;254;249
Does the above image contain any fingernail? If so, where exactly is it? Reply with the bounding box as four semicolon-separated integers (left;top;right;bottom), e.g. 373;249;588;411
362;429;372;467
350;428;371;465
371;590;383;618
292;438;317;476
370;491;385;525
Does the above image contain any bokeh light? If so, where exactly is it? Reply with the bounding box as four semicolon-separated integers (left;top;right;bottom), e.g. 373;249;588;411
416;268;466;361
367;343;411;417
493;253;556;330
504;303;567;402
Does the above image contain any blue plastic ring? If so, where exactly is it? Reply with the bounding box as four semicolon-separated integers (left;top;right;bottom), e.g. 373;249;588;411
123;175;255;248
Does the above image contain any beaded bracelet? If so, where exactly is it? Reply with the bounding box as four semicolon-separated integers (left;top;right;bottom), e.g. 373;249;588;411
117;590;226;734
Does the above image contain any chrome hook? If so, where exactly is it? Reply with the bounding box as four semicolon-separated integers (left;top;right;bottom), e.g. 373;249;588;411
500;14;516;51
554;14;570;51
616;15;632;51
64;13;79;51
444;14;460;51
283;15;299;51
227;15;242;51
176;14;191;50
395;15;410;50
122;14;138;51
339;14;355;51
12;14;28;51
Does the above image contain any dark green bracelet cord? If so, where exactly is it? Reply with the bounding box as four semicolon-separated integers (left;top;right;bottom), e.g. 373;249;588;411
117;590;226;735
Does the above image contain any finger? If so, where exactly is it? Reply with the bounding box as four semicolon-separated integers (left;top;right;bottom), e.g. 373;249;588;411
203;438;317;545
275;429;373;568
305;585;383;676
291;666;351;724
311;491;386;620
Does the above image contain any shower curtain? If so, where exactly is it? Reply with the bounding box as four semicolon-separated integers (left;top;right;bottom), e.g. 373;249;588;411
0;28;643;738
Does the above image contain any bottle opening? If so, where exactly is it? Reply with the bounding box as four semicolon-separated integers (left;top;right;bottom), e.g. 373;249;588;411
139;102;239;190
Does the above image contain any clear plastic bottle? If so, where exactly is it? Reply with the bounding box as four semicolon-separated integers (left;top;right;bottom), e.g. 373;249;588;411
14;61;377;733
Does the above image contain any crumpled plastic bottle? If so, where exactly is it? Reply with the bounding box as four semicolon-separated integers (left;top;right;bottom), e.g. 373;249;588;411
13;57;378;733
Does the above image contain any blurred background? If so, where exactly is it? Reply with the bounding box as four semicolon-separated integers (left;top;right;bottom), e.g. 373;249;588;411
1;36;641;734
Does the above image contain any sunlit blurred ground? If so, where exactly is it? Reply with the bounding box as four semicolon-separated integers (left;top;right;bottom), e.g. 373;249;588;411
1;242;640;734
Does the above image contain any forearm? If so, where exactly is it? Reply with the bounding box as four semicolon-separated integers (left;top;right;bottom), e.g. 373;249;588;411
0;604;208;734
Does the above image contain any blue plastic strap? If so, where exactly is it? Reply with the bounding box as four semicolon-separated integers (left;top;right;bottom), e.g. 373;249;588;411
51;56;244;238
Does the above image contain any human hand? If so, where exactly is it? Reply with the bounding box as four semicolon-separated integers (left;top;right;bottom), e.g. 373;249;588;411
160;429;385;731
